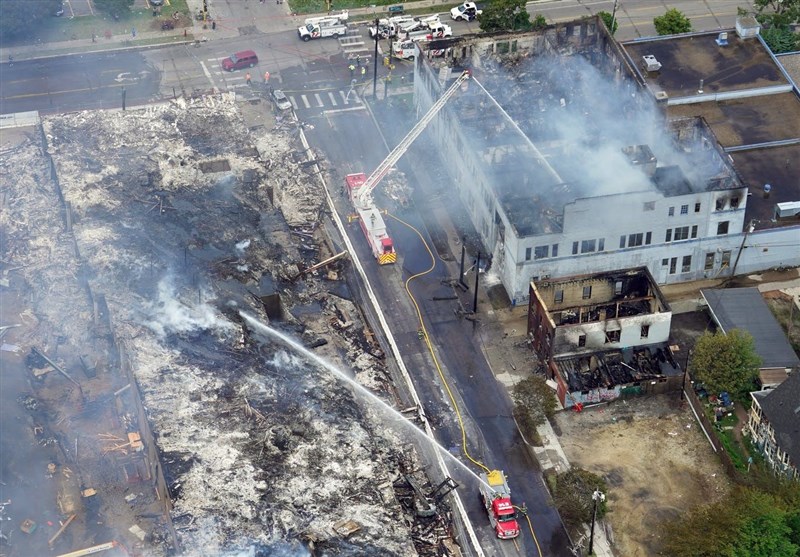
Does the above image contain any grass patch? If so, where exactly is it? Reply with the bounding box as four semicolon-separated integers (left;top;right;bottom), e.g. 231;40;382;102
718;429;747;471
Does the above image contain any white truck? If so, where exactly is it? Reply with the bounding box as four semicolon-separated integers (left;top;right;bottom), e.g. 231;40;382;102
450;1;482;21
298;16;348;41
369;15;418;39
398;13;441;34
398;20;452;41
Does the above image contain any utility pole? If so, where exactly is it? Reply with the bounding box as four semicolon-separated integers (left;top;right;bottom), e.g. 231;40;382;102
589;489;605;556
372;17;379;98
610;0;619;35
730;219;755;280
459;238;467;289
681;348;691;400
121;87;126;111
472;252;481;313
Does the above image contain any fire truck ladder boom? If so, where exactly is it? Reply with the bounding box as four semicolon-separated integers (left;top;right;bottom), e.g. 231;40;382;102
357;69;471;207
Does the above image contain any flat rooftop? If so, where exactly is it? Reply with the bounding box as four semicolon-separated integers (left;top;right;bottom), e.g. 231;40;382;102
776;52;800;88
730;144;800;228
623;32;789;98
667;92;800;147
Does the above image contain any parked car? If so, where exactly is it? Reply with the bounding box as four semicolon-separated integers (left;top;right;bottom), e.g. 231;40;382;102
221;50;258;72
54;3;65;16
271;89;292;111
150;0;165;6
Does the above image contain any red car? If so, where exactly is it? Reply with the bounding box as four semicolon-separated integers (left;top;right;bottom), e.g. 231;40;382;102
221;50;258;71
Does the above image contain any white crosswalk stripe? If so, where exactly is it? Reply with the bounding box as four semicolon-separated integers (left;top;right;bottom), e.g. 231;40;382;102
284;90;362;111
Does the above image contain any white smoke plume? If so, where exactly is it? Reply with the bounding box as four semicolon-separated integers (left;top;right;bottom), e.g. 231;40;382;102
143;276;235;339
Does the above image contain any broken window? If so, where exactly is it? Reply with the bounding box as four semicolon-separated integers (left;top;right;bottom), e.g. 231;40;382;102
721;250;732;268
643;201;655;211
695;202;701;213
525;247;532;261
534;246;549;259
582;285;592;299
554;289;564;304
605;329;621;343
717;221;729;235
730;196;739;208
662;258;669;266
705;252;715;270
682;255;692;273
691;225;698;239
578;334;586;347
680;204;688;215
674;226;690;241
640;324;650;338
552;244;559;257
668;206;675;216
645;231;652;245
715;198;725;211
581;239;596;253
572;242;579;255
614;281;623;295
628;233;643;247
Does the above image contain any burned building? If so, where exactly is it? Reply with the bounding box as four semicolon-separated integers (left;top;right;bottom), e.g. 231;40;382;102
409;16;800;304
528;267;672;361
526;267;678;408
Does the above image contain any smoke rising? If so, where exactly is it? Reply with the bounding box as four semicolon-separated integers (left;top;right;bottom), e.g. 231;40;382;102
143;276;235;339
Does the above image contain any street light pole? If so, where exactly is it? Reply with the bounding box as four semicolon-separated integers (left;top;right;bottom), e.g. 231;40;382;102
373;17;379;97
588;489;605;556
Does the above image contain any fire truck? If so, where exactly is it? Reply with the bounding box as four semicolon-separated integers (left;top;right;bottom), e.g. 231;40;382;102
479;470;521;539
345;69;471;264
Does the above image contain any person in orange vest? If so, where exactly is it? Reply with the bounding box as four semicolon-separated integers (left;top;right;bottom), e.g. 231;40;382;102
264;71;270;83
245;72;252;85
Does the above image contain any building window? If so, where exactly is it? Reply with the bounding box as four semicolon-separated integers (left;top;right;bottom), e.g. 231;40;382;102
534;246;549;259
730;196;740;209
582;286;592;299
662;258;669;266
581;239;596;253
598;238;605;251
552;244;559;257
695;202;701;213
605;329;621;343
717;221;729;235
680;204;689;215
665;229;672;242
643;201;655;211
578;334;586;347
715;198;725;211
668;206;675;216
669;257;677;274
628;233;644;247
572;242;579;255
614;281;623;295
554;290;564;303
525;247;532;261
705;252;715;270
691;225;698;239
619;235;626;249
674;226;690;241
721;250;732;268
641;325;650;338
645;231;652;245
682;255;692;273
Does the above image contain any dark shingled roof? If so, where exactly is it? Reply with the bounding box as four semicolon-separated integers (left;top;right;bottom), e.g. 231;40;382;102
755;371;800;472
701;287;800;370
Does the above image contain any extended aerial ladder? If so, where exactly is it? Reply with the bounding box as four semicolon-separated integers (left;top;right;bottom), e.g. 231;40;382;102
354;69;471;211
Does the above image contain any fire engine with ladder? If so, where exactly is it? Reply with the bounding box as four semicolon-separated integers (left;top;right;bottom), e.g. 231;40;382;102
345;69;471;265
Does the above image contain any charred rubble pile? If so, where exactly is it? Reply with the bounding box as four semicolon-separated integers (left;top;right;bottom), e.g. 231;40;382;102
0;95;455;556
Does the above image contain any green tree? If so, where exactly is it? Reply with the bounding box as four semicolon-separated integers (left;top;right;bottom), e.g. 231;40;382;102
552;468;607;529
761;25;800;53
512;376;558;424
0;0;61;41
754;0;800;23
653;8;692;35
731;489;798;557
691;329;761;398
94;0;135;19
479;0;532;32
597;10;619;35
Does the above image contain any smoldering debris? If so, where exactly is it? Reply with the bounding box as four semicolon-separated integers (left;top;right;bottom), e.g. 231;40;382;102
0;95;448;556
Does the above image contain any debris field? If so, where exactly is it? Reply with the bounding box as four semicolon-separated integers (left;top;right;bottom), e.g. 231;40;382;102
0;95;458;556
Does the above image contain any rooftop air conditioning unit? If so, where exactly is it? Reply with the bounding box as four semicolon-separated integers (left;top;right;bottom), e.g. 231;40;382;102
775;201;800;219
643;55;661;72
736;15;761;38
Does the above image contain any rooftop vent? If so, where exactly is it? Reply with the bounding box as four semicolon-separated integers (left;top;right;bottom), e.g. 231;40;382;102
775;201;800;219
716;32;728;46
655;90;669;102
736;15;761;38
643;55;662;72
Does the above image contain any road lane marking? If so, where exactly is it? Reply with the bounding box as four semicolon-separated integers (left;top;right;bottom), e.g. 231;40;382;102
199;61;218;93
300;94;310;108
327;92;338;106
314;93;323;107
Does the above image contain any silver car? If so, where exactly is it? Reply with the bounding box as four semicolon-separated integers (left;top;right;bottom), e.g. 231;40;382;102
271;89;292;111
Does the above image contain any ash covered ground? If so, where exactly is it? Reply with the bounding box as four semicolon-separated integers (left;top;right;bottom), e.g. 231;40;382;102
0;95;452;556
